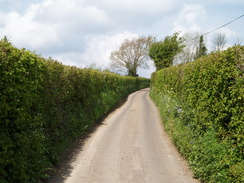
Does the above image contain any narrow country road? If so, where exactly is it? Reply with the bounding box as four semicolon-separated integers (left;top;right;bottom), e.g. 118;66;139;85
52;88;199;183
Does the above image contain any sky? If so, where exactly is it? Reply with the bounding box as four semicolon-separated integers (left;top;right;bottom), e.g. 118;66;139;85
0;0;243;78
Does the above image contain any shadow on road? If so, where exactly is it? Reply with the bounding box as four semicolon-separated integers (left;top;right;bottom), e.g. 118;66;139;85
42;128;95;183
42;95;130;183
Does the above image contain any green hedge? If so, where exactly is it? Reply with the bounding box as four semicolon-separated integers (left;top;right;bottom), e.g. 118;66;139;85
0;39;150;183
150;46;243;182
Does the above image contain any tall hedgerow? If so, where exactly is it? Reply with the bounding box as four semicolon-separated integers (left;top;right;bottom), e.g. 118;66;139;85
0;38;150;182
150;46;244;182
0;38;50;182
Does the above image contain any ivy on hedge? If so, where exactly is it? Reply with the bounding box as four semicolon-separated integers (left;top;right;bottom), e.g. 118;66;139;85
150;46;244;182
0;39;150;182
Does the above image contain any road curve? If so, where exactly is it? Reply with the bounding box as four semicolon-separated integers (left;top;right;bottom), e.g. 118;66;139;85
63;88;199;183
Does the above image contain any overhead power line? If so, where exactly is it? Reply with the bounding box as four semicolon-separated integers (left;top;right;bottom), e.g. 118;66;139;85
202;14;244;36
188;14;244;41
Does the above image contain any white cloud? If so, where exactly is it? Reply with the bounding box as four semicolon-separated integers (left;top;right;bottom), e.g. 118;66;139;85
26;0;53;18
0;0;58;50
0;0;115;55
181;4;206;23
54;31;139;68
34;0;111;30
173;4;207;33
93;0;179;13
87;0;181;29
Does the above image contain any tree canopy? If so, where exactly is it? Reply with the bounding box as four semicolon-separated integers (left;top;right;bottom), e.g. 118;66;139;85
195;35;207;59
212;33;227;51
149;32;185;70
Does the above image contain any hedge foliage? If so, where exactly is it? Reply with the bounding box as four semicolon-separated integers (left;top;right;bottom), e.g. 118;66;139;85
0;39;150;183
150;46;244;182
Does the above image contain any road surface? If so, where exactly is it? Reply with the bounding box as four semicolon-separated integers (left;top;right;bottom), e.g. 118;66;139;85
54;88;199;183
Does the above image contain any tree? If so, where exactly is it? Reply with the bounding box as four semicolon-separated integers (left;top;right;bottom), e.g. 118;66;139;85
175;32;200;64
195;35;207;59
233;36;242;46
149;32;185;70
212;33;227;51
110;36;152;77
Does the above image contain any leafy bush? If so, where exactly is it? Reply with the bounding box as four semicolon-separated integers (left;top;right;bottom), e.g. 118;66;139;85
0;39;150;182
0;39;49;182
150;46;244;182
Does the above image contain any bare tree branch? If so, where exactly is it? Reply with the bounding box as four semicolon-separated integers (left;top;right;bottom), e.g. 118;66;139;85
212;33;227;51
